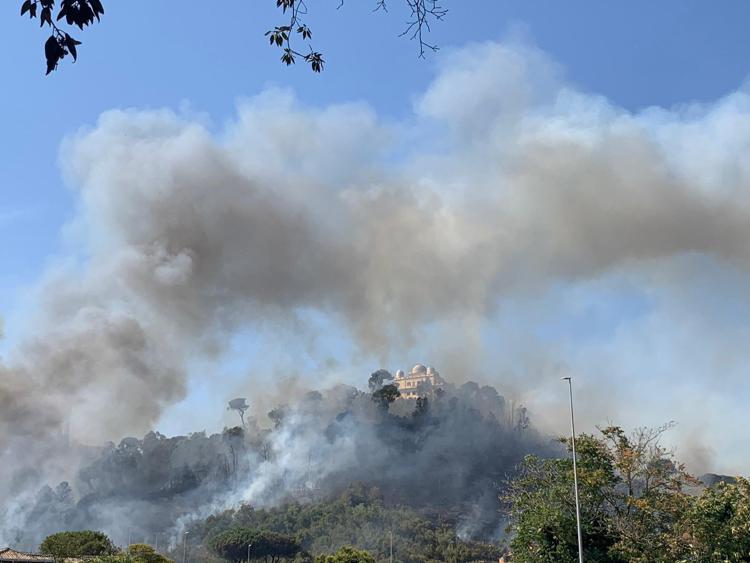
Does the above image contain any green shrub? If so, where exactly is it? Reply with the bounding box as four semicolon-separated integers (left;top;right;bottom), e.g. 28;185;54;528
40;531;117;558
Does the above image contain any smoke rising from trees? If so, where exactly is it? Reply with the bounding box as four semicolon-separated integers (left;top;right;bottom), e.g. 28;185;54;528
3;37;750;542
3;378;553;548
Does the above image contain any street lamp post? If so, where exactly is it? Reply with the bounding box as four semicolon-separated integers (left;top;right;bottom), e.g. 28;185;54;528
562;376;584;563
182;532;189;563
247;543;252;563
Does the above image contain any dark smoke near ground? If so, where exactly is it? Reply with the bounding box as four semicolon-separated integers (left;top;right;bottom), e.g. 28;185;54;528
3;378;555;549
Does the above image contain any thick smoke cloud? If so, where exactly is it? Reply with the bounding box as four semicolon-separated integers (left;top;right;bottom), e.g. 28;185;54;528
3;38;750;543
6;378;552;549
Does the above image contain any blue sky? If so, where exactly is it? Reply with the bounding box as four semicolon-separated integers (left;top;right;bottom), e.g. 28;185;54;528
3;1;750;473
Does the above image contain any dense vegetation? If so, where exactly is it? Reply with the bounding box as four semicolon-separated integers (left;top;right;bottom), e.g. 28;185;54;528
504;424;749;562
313;546;375;563
39;530;117;558
23;372;750;562
14;375;549;549
33;421;750;562
208;528;302;563
189;485;503;562
123;544;174;563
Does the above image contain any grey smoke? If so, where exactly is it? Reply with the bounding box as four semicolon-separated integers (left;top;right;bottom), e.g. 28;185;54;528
2;37;750;542
6;378;552;548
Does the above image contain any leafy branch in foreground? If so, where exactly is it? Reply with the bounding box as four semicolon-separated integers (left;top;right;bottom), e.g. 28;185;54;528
21;0;101;74
20;0;447;75
266;0;324;73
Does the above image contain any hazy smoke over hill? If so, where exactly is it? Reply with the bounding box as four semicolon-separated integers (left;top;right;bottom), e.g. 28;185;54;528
3;37;750;543
4;379;553;548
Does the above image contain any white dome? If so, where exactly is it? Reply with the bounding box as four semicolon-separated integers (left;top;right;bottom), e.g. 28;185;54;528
426;366;438;375
395;369;405;378
411;363;427;375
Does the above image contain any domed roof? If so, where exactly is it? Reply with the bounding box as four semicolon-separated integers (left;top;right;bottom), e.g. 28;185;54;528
395;369;405;378
426;366;438;375
411;363;427;375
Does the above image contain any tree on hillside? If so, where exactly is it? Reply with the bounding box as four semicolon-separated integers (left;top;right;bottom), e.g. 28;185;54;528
367;369;393;392
503;424;697;563
19;0;447;75
209;527;301;563
189;484;504;562
268;407;287;429
313;546;375;563
371;383;400;411
40;530;117;558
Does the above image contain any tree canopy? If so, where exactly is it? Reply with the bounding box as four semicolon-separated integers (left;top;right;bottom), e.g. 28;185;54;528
191;484;503;562
39;530;117;558
208;527;301;563
371;383;400;410
502;424;750;563
313;546;375;563
19;0;448;75
672;477;750;562
126;544;174;563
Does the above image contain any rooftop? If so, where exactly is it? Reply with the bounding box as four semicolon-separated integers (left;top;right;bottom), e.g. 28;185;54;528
0;549;54;563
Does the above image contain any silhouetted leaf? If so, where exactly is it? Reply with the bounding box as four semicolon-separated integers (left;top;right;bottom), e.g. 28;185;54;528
40;6;52;26
64;32;80;61
80;3;94;26
44;34;63;74
21;1;31;16
90;0;104;18
281;48;295;65
305;51;324;73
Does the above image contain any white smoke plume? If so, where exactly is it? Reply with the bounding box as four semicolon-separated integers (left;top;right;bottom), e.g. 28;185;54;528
3;37;750;542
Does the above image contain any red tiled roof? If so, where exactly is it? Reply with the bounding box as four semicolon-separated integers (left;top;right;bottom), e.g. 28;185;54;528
0;548;54;562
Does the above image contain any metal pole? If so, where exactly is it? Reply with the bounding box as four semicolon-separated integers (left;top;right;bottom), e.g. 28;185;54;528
247;543;252;563
182;532;189;563
389;531;393;563
562;377;584;563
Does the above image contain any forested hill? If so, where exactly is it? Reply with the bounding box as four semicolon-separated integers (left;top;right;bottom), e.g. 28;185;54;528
187;484;505;562
4;376;556;548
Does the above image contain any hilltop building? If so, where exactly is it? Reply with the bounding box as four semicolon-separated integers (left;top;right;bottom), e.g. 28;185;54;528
393;364;445;399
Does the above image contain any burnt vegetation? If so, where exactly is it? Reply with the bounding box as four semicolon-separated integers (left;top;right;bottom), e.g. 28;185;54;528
19;0;448;75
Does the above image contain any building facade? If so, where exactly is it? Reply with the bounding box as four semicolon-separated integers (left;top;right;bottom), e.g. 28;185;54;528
393;364;445;399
